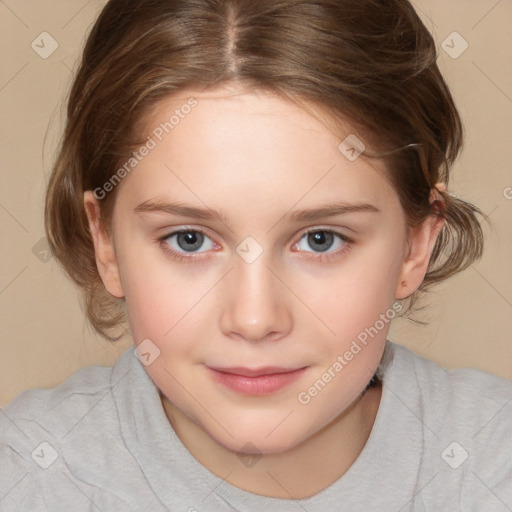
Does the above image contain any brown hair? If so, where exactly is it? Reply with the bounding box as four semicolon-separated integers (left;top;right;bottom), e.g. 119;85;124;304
45;0;487;341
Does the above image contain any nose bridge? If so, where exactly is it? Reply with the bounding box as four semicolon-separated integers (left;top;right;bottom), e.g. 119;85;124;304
219;249;291;342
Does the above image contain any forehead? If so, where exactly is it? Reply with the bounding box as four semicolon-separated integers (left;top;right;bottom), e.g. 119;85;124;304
114;84;398;223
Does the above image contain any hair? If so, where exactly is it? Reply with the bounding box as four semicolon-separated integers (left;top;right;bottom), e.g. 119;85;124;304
45;0;487;342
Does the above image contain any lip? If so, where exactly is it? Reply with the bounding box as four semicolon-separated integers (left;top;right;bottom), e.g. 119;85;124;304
206;365;308;395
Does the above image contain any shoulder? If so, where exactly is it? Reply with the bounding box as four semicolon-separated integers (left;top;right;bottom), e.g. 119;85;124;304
0;349;138;509
3;360;115;414
2;359;116;437
387;341;512;440
0;350;132;464
389;342;512;422
385;342;512;509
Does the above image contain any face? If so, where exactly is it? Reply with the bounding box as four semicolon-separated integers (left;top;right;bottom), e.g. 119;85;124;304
85;83;442;455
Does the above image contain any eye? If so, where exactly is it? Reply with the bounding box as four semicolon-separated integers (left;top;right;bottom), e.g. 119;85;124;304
159;229;218;260
293;229;352;261
158;227;352;263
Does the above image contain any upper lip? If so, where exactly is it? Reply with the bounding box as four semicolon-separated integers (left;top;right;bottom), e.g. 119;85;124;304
207;366;305;377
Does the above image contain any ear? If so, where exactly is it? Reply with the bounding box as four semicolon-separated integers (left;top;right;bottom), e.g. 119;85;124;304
83;191;124;298
395;183;447;300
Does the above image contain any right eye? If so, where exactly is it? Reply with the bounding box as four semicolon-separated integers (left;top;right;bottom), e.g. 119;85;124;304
159;228;219;261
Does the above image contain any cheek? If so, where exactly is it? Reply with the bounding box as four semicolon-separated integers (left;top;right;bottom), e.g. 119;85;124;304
117;245;194;343
292;239;401;393
305;246;401;338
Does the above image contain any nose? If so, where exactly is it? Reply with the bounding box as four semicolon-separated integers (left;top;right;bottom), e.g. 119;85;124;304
219;253;293;343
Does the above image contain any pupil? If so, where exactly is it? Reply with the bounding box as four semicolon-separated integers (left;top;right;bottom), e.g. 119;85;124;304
309;231;333;252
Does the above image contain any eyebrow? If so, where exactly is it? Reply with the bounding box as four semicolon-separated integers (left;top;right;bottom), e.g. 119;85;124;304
288;202;380;221
134;199;380;222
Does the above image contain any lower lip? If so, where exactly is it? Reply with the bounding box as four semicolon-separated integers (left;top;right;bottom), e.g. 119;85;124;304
206;367;307;395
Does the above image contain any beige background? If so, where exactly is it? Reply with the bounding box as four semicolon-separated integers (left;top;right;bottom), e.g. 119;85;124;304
0;0;511;407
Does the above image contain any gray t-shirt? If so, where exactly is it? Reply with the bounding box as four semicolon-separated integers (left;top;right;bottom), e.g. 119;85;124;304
1;341;511;511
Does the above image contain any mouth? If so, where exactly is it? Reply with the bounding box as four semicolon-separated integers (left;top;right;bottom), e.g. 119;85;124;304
205;365;308;395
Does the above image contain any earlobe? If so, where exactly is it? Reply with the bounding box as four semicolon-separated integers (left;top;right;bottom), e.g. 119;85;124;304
83;191;125;299
394;183;447;300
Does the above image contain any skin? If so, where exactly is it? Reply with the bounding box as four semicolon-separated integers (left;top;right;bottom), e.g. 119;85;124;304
84;82;445;499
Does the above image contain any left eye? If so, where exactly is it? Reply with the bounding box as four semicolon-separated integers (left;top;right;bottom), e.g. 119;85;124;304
163;230;216;253
295;230;348;253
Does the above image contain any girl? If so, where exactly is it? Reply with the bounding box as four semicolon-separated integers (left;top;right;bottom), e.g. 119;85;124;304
1;0;510;510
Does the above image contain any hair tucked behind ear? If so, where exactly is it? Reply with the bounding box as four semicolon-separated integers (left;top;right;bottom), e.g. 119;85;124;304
45;0;486;340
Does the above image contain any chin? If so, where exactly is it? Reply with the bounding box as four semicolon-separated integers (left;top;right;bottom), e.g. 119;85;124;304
204;414;312;456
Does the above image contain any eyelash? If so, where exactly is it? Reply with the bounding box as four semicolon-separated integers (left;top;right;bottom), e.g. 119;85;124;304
157;228;353;263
